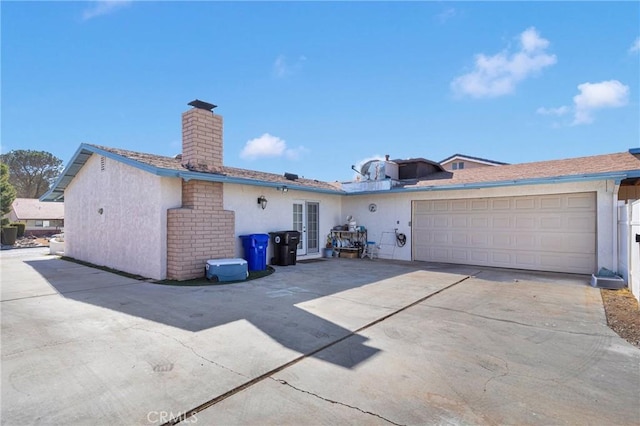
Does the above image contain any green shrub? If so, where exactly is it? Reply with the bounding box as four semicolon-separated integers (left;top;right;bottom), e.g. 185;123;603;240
0;218;9;227
1;226;17;245
11;222;25;238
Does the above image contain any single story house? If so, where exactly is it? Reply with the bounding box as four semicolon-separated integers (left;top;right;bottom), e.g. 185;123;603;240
42;100;640;285
7;198;64;236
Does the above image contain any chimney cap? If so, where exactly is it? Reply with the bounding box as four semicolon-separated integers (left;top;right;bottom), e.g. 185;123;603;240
188;99;217;111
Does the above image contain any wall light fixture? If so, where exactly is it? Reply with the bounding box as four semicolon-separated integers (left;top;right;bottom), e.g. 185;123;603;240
257;195;268;209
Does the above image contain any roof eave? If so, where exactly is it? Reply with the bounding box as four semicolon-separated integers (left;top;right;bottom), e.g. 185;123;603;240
172;169;344;195
344;171;636;196
40;143;344;201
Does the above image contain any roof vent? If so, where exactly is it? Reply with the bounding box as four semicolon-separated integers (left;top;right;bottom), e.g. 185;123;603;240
284;172;298;181
188;99;217;111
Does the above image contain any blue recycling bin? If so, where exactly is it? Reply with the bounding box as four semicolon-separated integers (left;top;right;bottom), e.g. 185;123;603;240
239;233;270;271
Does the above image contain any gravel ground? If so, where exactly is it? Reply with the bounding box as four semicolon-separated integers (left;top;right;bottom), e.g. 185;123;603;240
601;288;640;348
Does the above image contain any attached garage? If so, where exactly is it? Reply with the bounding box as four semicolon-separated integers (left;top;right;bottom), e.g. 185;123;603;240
412;192;596;274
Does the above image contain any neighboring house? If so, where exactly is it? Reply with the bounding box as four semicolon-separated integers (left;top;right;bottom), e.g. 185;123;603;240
440;153;508;171
42;100;640;285
7;198;64;236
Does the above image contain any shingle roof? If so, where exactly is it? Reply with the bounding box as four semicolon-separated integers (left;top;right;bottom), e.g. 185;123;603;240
11;198;64;220
407;151;640;188
90;145;342;192
42;143;640;202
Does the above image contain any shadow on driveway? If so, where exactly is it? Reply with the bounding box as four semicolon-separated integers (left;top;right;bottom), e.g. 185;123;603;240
23;257;453;369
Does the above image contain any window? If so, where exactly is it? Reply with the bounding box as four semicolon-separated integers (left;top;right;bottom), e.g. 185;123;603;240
452;161;464;170
35;220;43;227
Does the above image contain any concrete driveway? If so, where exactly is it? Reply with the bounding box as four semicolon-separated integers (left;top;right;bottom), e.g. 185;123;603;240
2;248;639;425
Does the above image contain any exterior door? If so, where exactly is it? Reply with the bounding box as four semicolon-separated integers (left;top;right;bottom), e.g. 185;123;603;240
293;201;319;256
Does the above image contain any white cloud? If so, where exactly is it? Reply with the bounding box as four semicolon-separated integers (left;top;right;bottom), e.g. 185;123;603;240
537;80;630;126
572;80;629;125
272;54;307;78
436;8;457;23
629;37;640;54
240;133;307;160
284;146;309;161
82;0;131;21
536;106;570;116
451;27;557;98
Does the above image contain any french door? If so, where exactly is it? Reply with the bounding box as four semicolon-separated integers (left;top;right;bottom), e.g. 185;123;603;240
293;201;319;256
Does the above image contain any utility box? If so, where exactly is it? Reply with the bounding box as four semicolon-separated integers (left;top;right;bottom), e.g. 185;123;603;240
205;258;248;282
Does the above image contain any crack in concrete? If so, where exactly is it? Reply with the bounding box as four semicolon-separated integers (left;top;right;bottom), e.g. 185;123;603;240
162;276;471;425
132;327;248;379
1;281;141;303
1;292;60;303
423;304;612;338
480;355;510;393
273;378;404;425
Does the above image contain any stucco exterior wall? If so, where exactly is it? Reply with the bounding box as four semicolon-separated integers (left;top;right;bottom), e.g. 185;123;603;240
341;180;617;272
223;184;342;260
65;154;182;279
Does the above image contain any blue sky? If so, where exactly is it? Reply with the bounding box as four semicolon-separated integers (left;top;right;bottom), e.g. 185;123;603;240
2;1;639;182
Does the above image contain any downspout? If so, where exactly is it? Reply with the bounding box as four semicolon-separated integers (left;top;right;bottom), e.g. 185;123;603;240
612;180;620;274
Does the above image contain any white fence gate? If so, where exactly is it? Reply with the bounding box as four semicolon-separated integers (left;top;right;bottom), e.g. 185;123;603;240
618;200;640;303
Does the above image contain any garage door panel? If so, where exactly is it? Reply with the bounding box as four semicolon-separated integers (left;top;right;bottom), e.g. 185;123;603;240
540;196;562;209
452;200;468;211
470;233;488;247
515;253;537;267
433;232;449;244
471;199;489;210
491;251;512;264
515;234;537;249
539;254;594;274
492;234;511;248
431;248;450;261
413;193;596;274
451;233;468;245
566;214;596;231
433;216;449;228
452;217;467;228
471;217;489;228
492;216;513;229
470;251;489;263
540;234;563;250
567;194;596;209
515;216;537;229
451;249;468;261
539;233;596;254
540;216;563;229
433;201;449;211
515;198;536;209
491;199;511;210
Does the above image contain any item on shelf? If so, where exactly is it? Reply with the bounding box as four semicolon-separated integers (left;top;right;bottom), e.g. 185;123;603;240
329;228;367;258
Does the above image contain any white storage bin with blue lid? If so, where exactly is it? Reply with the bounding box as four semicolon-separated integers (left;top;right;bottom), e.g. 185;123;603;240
205;258;248;282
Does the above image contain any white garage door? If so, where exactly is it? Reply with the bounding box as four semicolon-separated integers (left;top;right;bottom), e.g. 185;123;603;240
412;193;596;274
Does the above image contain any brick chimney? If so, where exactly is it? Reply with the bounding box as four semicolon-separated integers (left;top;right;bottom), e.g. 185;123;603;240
182;99;223;172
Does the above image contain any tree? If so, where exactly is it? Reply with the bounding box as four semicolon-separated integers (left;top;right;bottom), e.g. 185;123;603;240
1;163;17;217
0;150;63;199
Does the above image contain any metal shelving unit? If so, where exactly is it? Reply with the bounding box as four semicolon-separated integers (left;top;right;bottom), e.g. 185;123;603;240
330;229;367;258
